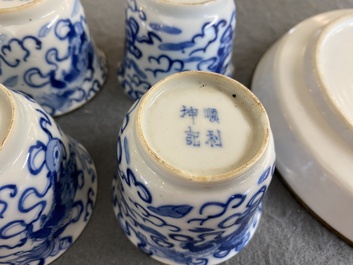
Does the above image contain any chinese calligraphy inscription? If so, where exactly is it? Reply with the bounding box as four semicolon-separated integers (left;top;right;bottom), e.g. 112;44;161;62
180;106;223;148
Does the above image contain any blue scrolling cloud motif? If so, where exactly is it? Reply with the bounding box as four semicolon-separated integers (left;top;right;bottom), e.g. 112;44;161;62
187;193;246;226
127;0;147;21
119;0;236;100
120;73;151;100
119;167;152;204
0;186;17;219
85;187;95;222
0;97;95;264
196;12;236;74
113;118;270;264
0;14;106;116
124;16;162;60
158;18;227;53
0;36;41;75
120;57;147;79
146;55;184;78
114;177;181;247
114;164;263;265
24;17;95;87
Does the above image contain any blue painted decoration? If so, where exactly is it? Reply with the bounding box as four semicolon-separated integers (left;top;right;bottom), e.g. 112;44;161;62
0;93;97;264
118;0;236;100
0;9;107;116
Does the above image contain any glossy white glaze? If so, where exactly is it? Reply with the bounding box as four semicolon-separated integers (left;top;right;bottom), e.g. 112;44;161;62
0;84;97;264
0;0;107;116
0;0;33;9
118;0;236;100
0;85;13;148
252;9;353;242
315;15;353;133
114;71;276;265
140;72;265;177
159;0;214;5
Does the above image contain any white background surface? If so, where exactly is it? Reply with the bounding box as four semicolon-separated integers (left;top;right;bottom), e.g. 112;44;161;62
53;0;353;264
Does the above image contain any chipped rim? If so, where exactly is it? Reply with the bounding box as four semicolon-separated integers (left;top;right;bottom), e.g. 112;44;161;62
136;71;271;183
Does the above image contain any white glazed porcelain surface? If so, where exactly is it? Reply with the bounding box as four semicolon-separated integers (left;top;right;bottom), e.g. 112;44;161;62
252;9;353;242
0;0;107;116
0;84;97;264
118;0;236;100
0;0;33;8
159;0;214;4
139;72;268;179
313;15;353;139
113;71;276;264
0;87;13;147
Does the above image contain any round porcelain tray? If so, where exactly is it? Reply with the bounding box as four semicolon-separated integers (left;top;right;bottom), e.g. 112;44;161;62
252;9;353;242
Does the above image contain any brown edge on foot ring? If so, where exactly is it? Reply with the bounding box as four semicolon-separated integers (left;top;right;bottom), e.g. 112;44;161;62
276;169;353;247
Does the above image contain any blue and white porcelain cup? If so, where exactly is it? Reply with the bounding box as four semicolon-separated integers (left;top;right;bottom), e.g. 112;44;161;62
118;0;236;100
0;0;107;116
113;71;275;264
0;84;97;264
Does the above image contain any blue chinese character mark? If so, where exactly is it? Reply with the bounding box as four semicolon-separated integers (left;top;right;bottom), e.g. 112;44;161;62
204;108;220;123
206;130;222;147
185;126;200;147
180;105;198;124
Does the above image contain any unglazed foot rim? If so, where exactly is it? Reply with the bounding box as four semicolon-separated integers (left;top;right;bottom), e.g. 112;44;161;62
278;172;353;247
136;71;270;183
251;9;353;243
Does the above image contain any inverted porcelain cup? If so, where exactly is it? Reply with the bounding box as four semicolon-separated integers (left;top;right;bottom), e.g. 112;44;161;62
113;71;275;264
0;0;107;116
118;0;236;100
0;84;97;264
